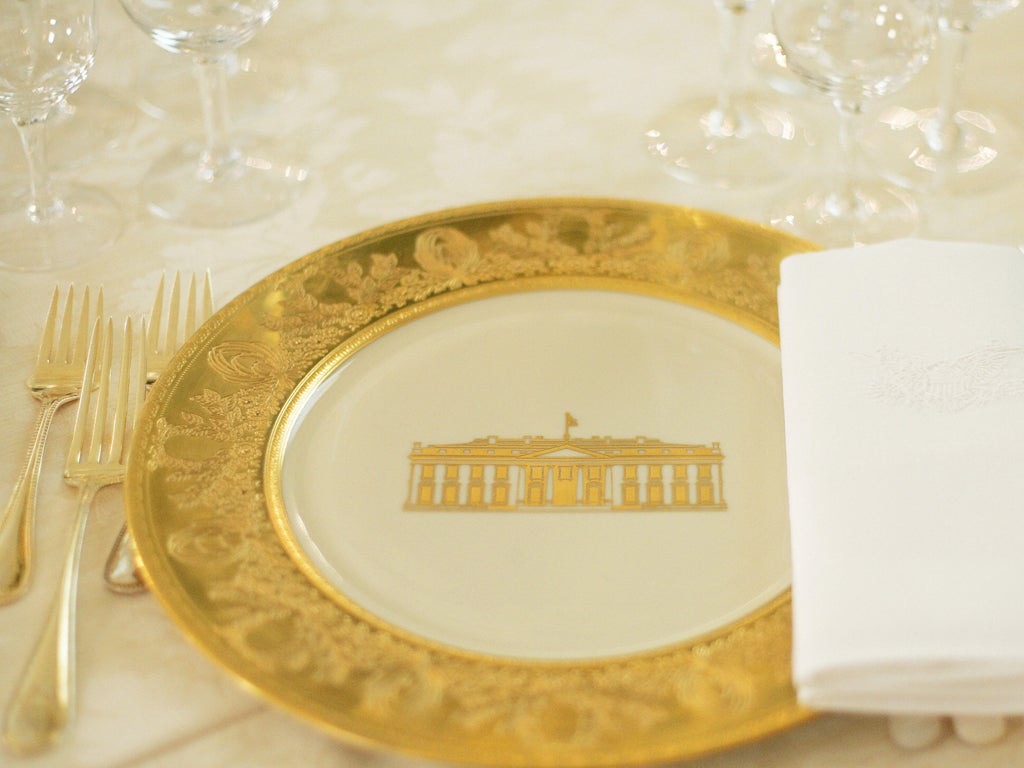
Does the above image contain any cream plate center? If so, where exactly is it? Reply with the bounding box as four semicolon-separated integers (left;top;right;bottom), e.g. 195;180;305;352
279;289;790;660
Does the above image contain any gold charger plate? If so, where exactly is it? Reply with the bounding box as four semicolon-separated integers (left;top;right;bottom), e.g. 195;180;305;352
127;198;816;767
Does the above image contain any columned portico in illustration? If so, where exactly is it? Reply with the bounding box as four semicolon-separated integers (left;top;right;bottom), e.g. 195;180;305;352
404;414;725;512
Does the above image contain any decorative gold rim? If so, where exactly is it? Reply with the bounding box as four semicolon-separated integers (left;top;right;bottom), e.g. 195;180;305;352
126;198;817;767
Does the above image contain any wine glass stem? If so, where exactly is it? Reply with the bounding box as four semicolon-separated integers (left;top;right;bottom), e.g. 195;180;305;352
832;101;863;215
13;117;62;224
925;22;968;154
713;3;748;135
194;55;237;170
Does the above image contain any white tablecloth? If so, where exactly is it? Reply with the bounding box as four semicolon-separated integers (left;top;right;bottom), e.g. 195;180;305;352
2;1;1024;766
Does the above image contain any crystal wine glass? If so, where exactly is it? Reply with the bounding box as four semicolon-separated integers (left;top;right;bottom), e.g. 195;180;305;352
644;0;810;190
768;0;935;246
0;0;122;271
867;0;1022;195
118;0;308;227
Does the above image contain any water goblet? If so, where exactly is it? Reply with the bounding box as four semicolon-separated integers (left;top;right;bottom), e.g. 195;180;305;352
644;0;810;190
118;0;308;227
866;0;1022;195
0;0;122;271
768;0;935;246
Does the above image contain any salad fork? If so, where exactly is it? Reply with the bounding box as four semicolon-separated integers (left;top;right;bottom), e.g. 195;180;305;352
144;270;214;384
104;271;213;594
0;285;103;605
3;317;146;754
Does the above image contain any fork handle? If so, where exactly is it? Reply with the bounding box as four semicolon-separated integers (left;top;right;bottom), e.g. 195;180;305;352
2;484;95;755
0;395;75;605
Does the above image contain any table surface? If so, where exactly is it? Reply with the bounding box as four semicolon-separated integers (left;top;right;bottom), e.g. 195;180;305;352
2;1;1024;766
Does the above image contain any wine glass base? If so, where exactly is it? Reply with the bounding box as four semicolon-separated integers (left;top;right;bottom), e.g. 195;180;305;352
644;92;810;190
0;186;122;271
142;135;309;228
767;177;919;247
864;105;1024;196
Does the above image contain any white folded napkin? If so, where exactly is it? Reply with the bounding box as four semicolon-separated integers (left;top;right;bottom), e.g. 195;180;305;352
778;238;1024;715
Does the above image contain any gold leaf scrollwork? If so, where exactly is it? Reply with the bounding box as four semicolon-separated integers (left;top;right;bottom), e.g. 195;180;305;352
337;252;405;305
672;655;755;716
665;231;780;324
412;226;482;289
166;517;251;573
207;340;290;386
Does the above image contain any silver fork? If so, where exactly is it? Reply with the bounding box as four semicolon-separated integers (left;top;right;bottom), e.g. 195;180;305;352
0;285;103;605
104;271;213;594
2;317;146;755
144;270;214;383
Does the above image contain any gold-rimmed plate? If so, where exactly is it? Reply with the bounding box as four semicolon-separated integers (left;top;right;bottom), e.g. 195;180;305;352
127;198;816;767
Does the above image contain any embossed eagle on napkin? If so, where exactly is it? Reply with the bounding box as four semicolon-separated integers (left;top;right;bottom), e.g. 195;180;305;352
778;239;1024;714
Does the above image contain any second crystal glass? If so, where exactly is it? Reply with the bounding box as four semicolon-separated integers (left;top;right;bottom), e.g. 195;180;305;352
119;0;308;227
769;0;935;245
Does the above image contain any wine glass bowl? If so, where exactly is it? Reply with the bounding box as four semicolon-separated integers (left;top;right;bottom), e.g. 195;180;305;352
0;0;122;271
119;0;274;57
119;0;308;228
0;13;92;115
774;2;934;103
768;0;935;246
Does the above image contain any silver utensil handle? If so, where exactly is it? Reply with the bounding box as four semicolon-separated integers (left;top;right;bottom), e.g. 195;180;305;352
104;523;146;594
0;395;74;605
2;484;95;755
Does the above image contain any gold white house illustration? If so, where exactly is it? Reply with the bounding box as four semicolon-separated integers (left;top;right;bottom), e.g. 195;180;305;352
404;414;726;512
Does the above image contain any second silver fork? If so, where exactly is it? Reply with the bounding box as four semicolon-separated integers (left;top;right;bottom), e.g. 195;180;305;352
103;271;213;594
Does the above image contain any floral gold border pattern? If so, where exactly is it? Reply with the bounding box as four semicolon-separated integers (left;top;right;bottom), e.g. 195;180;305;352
126;198;817;767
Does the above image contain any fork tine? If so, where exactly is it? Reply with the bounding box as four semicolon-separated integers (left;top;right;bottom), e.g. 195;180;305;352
165;272;182;355
183;274;198;338
84;320;113;467
55;285;75;365
147;273;165;356
35;287;60;369
107;319;138;463
72;287;102;366
130;318;147;432
200;270;214;322
66;319;103;471
51;286;77;366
